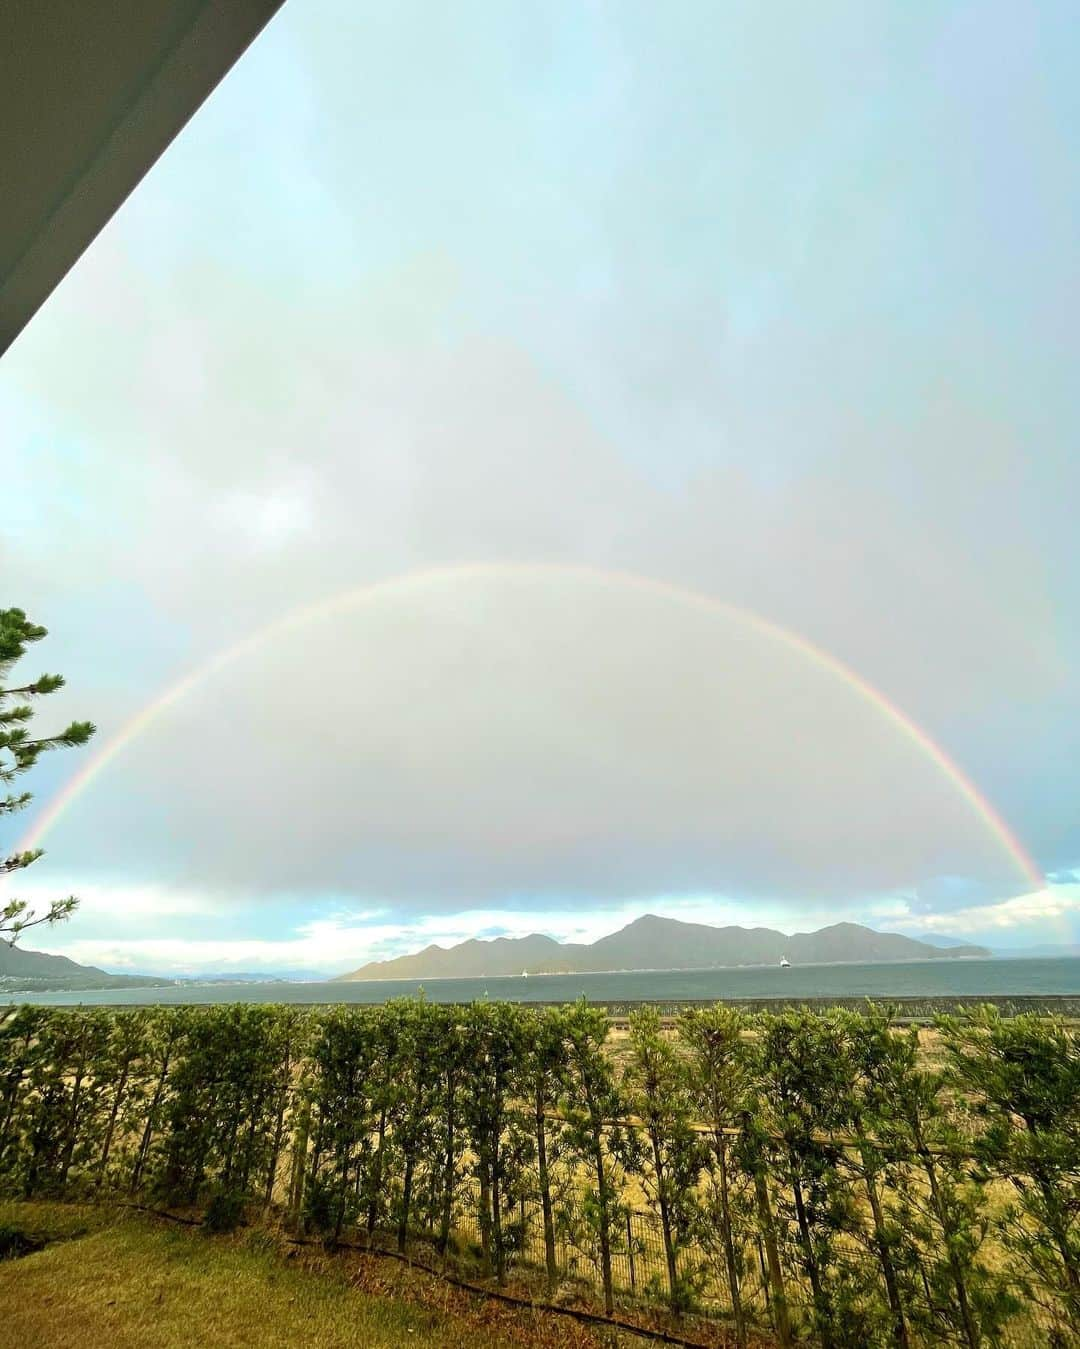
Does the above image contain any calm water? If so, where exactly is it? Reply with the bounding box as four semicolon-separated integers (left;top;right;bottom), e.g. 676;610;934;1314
8;957;1080;1007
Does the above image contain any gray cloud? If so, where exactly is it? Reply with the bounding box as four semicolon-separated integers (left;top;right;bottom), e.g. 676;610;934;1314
41;570;1035;912
4;0;1078;930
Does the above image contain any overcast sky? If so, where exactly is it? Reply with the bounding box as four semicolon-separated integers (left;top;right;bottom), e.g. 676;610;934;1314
3;1;1079;975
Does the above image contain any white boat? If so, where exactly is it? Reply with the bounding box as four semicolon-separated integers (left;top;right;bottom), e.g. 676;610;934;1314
779;956;791;968
521;969;529;978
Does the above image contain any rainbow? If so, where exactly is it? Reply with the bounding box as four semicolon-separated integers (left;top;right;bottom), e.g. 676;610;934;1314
17;562;1044;890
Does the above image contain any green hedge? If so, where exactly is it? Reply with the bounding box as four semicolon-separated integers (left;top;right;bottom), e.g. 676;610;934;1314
1;1000;1076;1346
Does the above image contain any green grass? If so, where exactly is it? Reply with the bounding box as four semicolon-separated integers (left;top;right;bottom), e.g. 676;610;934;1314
0;1202;623;1349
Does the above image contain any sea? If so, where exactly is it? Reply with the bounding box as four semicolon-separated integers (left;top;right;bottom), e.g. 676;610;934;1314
8;956;1080;1007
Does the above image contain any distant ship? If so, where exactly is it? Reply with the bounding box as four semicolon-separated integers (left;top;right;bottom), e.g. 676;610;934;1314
779;956;791;968
521;969;529;978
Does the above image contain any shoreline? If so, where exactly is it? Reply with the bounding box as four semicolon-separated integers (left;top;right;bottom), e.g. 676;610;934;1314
332;951;1001;985
7;992;1080;1019
8;955;1080;1010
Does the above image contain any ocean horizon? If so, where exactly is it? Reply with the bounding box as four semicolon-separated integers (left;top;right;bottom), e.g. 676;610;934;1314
8;954;1080;1007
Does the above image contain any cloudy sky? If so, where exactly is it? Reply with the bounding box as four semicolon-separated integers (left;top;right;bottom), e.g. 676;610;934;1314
3;1;1079;976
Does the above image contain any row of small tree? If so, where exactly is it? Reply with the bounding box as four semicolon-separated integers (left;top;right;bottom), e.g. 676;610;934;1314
1;998;1077;1346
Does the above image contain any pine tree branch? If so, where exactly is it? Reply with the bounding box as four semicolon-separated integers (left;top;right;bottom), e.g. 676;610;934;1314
0;674;65;699
3;850;44;874
0;722;95;755
1;895;80;944
0;608;94;948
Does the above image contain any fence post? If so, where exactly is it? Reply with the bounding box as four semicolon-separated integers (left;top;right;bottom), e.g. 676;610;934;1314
626;1211;636;1292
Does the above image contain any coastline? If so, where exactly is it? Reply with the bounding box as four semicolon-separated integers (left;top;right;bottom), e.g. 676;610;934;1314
333;951;1000;985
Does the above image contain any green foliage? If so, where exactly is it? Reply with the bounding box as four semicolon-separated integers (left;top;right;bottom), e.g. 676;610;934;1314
625;1006;705;1312
0;1221;43;1259
460;999;526;1283
0;998;1075;1343
844;1009;1014;1348
305;1005;378;1242
753;1009;886;1348
559;999;630;1316
519;1005;571;1288
942;1007;1080;1343
204;1188;246;1234
677;1004;754;1344
1;608;95;943
156;1006;292;1206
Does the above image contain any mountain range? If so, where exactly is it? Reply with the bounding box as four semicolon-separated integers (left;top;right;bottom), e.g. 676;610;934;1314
338;914;990;981
0;943;172;993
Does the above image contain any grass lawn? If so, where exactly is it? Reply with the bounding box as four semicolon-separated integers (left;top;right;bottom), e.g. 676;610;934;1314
0;1202;629;1349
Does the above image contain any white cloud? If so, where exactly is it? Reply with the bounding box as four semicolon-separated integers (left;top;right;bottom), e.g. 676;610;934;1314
4;0;1078;954
213;487;315;550
29;571;1037;912
24;893;887;976
29;906;609;976
0;876;220;923
876;884;1080;938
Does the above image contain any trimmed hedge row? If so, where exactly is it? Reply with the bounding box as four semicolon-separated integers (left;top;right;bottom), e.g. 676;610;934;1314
1;1000;1077;1346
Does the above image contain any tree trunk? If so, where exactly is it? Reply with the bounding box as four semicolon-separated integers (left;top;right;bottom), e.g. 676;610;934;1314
287;1102;310;1224
862;1156;909;1349
25;1085;61;1197
425;1166;439;1236
492;1135;506;1286
307;1119;325;1200
439;1084;456;1255
0;1082;18;1157
791;1163;830;1349
238;1089;263;1193
0;1078;21;1155
752;1164;791;1347
592;1124;614;1316
1033;1164;1080;1300
367;1105;387;1235
97;1059;131;1189
0;1035;31;1154
716;1132;747;1349
131;1040;173;1194
58;1062;85;1187
222;1107;241;1188
264;1080;289;1210
478;1153;493;1273
398;1154;414;1253
650;1126;679;1310
333;1144;352;1246
921;1149;980;1349
535;1090;557;1289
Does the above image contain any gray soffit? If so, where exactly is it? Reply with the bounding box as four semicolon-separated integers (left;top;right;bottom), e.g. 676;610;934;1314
1;0;285;356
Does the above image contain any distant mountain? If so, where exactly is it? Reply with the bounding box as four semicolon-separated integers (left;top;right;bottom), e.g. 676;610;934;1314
0;943;171;992
337;914;991;981
164;972;308;984
903;932;974;949
342;933;576;982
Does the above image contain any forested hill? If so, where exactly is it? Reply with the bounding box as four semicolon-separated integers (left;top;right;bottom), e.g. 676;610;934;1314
338;914;990;981
0;943;169;992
